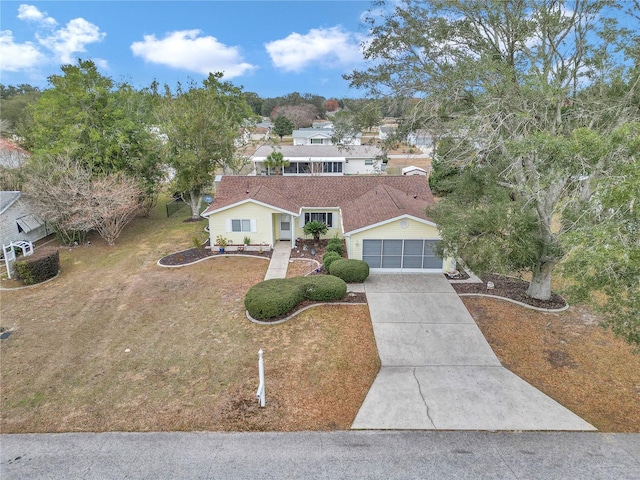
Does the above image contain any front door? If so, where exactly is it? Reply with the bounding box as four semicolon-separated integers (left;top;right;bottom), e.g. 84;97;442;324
279;214;291;240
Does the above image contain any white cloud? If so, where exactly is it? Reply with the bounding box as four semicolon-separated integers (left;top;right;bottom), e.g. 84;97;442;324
0;30;45;71
6;5;106;71
37;18;106;64
17;4;57;26
131;30;257;78
265;26;363;73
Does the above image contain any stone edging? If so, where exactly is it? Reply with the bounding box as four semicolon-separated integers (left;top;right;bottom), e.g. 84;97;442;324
457;293;569;313
246;300;367;325
287;258;321;276
157;253;270;268
0;271;61;291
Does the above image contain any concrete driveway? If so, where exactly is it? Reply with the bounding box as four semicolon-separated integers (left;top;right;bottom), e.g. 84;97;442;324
352;274;596;431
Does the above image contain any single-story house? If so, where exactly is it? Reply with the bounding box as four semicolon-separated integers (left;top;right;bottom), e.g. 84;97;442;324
201;176;453;273
402;165;429;176
292;128;361;146
0;191;50;247
406;130;435;155
251;145;385;176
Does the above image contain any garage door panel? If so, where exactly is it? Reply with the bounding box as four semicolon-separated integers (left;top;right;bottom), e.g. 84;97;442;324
404;240;424;255
382;240;402;255
363;256;382;268
402;255;423;269
362;239;443;271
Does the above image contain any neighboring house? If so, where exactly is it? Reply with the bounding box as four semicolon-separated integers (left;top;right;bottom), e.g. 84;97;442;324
202;176;453;273
0;191;50;247
406;130;435;155
378;125;397;141
0;138;30;168
292;127;362;146
251;145;385;176
402;166;429;176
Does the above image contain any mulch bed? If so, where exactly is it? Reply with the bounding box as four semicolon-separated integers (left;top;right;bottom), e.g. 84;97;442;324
451;273;567;310
290;238;331;263
159;246;271;266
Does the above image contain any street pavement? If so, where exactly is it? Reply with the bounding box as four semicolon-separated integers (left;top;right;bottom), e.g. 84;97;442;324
352;274;596;430
1;431;639;479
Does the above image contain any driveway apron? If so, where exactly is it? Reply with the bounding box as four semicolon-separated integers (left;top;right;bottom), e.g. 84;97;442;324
352;274;596;431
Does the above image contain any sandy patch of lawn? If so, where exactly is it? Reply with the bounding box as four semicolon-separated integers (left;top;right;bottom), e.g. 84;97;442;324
0;209;379;433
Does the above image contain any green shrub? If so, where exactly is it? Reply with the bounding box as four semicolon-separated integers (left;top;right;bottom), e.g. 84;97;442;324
245;279;304;319
327;237;342;247
245;276;347;319
322;251;342;271
329;259;370;283
291;275;347;301
325;242;344;256
14;248;60;285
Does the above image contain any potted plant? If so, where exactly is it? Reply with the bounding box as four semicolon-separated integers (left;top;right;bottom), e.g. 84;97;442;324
215;234;228;253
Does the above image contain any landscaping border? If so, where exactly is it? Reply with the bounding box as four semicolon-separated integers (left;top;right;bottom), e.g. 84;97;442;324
457;292;570;313
157;253;270;268
246;299;368;325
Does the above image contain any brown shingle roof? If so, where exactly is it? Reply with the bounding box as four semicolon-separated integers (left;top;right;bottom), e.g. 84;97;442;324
202;176;436;232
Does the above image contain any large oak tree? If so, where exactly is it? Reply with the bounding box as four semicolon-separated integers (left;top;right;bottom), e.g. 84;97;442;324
347;0;640;343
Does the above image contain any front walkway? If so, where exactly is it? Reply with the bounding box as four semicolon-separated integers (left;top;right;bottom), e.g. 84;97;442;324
352;274;596;431
263;241;291;280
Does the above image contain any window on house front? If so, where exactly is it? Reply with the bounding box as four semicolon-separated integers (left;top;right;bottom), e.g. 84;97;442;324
365;159;374;166
310;138;323;144
322;162;343;173
304;212;333;227
232;219;252;232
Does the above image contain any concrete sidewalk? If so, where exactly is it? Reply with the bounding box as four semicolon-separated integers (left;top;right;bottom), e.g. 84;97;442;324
352;274;596;431
263;241;291;280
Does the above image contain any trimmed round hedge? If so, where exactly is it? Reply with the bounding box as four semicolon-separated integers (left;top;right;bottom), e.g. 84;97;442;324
326;239;344;256
291;275;347;301
322;251;342;270
245;276;347;319
329;259;370;283
244;279;304;320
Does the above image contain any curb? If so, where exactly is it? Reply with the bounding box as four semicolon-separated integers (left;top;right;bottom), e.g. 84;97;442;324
457;293;570;313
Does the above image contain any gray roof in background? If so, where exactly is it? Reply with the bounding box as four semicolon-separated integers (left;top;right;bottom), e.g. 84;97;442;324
0;191;21;214
252;144;383;159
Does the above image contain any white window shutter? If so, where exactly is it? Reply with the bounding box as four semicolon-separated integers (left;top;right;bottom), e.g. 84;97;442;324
250;219;257;232
226;219;232;232
299;214;305;228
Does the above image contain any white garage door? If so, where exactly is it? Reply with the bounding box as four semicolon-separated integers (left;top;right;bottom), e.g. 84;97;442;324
362;239;443;272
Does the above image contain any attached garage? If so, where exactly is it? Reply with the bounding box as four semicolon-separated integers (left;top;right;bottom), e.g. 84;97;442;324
362;239;443;272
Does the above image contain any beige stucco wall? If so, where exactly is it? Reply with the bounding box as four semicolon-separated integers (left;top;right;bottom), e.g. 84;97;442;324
207;202;283;247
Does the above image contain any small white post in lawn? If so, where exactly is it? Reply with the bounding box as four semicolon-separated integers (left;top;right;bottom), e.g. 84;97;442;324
256;349;265;407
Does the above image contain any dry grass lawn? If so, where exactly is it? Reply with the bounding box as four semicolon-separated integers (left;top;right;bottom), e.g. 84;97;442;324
0;208;379;433
465;297;640;432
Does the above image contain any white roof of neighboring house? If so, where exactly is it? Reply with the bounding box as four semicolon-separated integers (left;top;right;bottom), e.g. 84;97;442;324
252;144;383;160
402;166;428;175
292;128;334;139
0;191;21;214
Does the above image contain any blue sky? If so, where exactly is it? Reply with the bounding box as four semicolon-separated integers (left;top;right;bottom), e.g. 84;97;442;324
0;1;376;98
